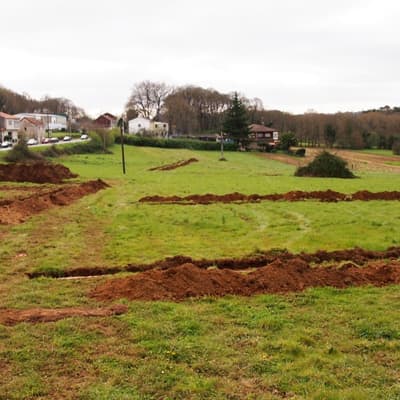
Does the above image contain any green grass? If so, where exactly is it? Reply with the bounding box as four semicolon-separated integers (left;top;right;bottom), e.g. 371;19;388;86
1;146;400;399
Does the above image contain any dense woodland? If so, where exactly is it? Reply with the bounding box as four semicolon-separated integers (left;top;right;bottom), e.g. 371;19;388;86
0;85;86;121
2;82;400;150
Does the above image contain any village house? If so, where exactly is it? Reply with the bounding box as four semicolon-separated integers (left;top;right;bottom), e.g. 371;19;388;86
14;113;68;131
19;117;46;141
128;117;169;136
0;112;20;144
249;124;279;142
94;113;118;129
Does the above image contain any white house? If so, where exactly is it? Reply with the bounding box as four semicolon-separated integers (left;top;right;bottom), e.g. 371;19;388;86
128;117;169;136
14;113;68;131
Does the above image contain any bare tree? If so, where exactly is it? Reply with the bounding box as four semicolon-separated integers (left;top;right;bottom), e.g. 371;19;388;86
126;81;172;119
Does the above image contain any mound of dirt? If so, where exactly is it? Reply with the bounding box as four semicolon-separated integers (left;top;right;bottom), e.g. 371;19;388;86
149;158;199;171
0;304;127;326
0;179;109;224
90;260;400;302
0;161;78;184
139;189;400;204
28;246;400;279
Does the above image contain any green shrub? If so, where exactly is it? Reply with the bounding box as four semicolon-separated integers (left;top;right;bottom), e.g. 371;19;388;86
295;148;306;157
116;135;238;151
41;130;115;158
392;141;400;155
295;151;355;178
4;139;43;163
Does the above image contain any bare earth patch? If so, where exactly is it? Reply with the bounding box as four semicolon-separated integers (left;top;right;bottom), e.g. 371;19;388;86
0;304;127;325
0;179;109;224
90;260;400;302
148;158;199;171
139;190;400;204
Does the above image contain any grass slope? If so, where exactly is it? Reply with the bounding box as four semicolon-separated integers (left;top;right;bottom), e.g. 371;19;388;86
0;146;400;399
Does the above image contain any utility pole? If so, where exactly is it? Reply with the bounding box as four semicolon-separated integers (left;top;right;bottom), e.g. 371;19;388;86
118;117;126;174
219;131;226;161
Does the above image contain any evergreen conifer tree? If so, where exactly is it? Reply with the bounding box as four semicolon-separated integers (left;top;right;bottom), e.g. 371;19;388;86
223;92;250;140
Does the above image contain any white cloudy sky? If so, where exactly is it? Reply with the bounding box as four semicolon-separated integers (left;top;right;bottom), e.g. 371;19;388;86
1;0;399;117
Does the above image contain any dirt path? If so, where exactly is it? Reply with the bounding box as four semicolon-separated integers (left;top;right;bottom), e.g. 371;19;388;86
259;148;400;172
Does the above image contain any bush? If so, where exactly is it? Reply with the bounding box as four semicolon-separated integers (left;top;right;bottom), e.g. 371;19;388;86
41;129;115;158
116;135;238;151
279;132;298;151
295;151;355;178
295;148;306;157
5;139;43;163
392;141;400;155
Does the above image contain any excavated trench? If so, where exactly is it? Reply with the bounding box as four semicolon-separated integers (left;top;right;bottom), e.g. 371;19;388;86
139;190;400;204
149;158;199;171
27;246;400;279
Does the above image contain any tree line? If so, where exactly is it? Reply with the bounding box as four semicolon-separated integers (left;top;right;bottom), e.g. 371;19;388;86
0;85;86;121
125;81;400;150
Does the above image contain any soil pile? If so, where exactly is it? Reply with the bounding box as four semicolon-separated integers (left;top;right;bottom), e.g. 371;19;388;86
0;162;77;184
0;179;109;224
0;304;127;325
28;246;400;279
91;259;400;301
149;158;199;171
139;190;400;204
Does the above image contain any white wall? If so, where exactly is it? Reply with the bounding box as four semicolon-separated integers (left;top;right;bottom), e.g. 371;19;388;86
128;117;151;134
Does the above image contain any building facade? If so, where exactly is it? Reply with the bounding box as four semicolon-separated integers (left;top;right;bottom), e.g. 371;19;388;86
0;112;20;143
15;113;68;131
128;117;169;136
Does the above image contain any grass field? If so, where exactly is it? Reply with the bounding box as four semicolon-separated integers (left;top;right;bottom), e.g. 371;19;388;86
1;146;400;399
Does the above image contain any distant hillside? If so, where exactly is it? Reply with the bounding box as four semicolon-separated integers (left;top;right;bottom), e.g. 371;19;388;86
0;85;86;120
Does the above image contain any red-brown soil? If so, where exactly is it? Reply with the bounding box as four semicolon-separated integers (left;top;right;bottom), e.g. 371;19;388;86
0;179;109;224
149;158;199;171
0;304;127;326
28;246;400;279
90;259;400;302
0;161;78;184
139;190;400;204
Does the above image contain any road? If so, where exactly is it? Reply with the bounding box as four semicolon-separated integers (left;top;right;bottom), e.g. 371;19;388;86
0;138;87;152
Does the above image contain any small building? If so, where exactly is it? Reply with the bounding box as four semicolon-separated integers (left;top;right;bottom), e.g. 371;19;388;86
14;113;68;131
0;112;20;144
128;117;169;136
19;117;46;141
249;124;279;142
94;113;118;129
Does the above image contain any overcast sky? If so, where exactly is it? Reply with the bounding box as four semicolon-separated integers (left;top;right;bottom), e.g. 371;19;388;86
1;0;399;117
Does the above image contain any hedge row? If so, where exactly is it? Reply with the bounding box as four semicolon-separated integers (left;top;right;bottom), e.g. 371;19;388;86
116;135;238;151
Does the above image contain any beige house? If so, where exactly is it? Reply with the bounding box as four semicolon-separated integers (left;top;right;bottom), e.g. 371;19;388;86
19;117;46;141
128;117;169;136
0;112;20;144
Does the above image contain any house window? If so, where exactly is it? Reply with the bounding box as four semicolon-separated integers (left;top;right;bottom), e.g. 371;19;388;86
155;124;158;128
138;124;141;127
163;124;166;128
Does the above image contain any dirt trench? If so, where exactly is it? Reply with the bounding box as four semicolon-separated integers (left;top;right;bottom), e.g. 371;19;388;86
90;259;400;302
0;304;127;326
0;161;78;184
27;246;400;279
0;179;109;224
149;158;199;171
139;190;400;204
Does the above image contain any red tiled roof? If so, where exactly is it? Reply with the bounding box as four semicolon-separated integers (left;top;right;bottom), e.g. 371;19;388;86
21;117;43;126
249;124;277;133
